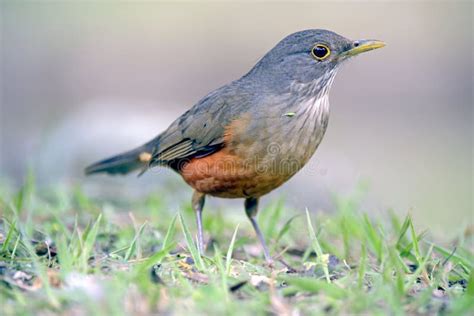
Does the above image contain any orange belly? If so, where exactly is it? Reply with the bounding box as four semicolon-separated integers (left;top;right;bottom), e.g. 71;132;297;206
179;149;287;198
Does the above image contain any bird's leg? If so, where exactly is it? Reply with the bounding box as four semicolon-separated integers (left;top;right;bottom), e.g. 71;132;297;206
192;191;206;254
244;197;272;263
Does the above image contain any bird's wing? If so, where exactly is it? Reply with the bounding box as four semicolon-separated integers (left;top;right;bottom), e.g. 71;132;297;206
148;84;250;166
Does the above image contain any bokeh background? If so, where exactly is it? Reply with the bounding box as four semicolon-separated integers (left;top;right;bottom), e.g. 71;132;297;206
1;1;472;236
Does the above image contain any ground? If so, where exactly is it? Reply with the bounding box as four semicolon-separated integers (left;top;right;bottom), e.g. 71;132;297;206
0;175;472;315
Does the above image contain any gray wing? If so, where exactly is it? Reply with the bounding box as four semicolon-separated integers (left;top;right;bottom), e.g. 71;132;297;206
148;83;252;166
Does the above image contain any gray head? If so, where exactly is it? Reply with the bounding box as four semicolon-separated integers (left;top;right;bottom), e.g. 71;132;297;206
246;29;385;92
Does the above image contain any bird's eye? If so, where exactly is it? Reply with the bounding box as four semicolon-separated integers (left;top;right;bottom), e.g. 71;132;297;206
311;44;330;60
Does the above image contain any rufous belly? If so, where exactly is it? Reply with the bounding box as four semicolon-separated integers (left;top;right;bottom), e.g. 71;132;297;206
179;149;289;198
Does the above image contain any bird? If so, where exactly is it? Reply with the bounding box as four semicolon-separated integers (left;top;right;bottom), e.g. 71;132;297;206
85;29;385;262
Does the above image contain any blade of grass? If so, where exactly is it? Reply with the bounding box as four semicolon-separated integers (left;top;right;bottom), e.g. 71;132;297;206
409;218;421;263
467;270;474;297
305;209;330;283
280;276;347;299
388;246;406;296
162;213;178;251
358;244;367;289
399;230;428;261
226;224;239;276
213;244;229;301
395;214;411;248
79;214;102;271
1;219;17;253
275;215;299;244
124;221;147;261
56;234;73;274
431;243;472;272
178;213;205;271
363;214;383;262
9;235;21;264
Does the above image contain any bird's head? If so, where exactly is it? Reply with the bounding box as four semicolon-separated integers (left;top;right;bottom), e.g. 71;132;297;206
248;29;385;92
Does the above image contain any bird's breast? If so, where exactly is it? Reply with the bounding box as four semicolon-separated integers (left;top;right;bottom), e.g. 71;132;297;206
178;94;330;198
226;91;331;180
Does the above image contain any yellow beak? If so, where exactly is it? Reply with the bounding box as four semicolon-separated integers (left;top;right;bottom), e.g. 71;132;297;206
342;39;386;58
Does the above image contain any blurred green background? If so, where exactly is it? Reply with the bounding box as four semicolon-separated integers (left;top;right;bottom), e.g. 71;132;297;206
0;1;472;235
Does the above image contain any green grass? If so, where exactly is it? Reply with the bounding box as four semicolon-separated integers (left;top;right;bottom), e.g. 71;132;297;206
0;178;472;315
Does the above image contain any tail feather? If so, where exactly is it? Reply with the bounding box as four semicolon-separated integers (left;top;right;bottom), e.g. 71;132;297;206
84;146;152;176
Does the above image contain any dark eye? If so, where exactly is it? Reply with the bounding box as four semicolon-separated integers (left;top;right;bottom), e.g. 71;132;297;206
311;44;330;60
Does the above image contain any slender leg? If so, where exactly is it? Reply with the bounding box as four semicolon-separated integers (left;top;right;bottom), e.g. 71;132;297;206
192;191;206;254
244;197;272;263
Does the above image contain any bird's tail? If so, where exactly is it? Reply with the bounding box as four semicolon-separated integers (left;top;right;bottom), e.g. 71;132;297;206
84;145;153;176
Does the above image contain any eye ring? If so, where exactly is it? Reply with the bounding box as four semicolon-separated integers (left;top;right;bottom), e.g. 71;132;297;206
311;44;331;60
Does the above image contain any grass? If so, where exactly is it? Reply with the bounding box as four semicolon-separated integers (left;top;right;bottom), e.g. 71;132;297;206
0;176;472;315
